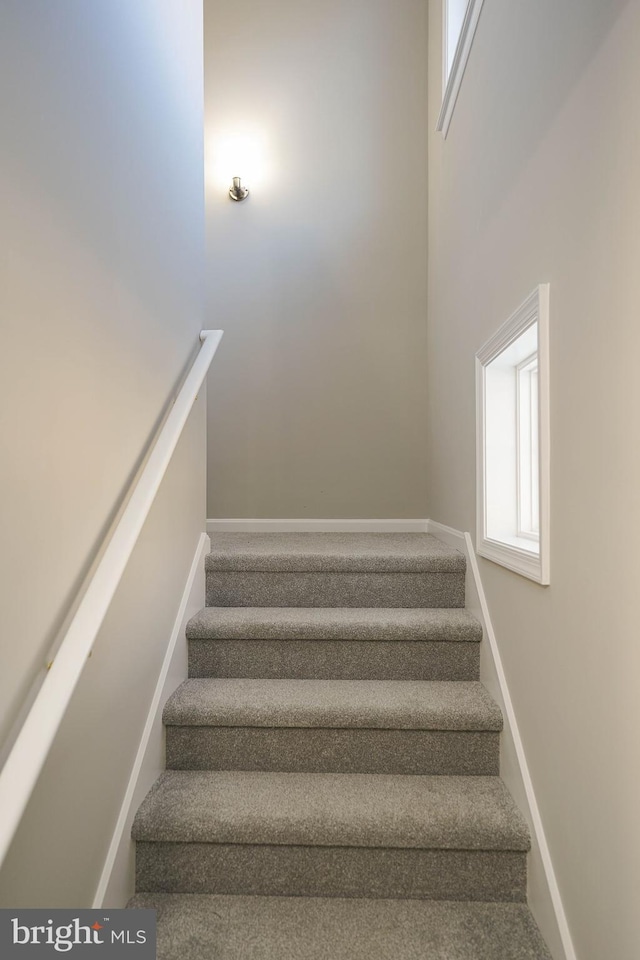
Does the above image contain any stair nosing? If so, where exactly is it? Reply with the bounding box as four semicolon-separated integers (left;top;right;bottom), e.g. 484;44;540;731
205;534;466;574
132;771;530;852
162;679;503;732
186;607;483;642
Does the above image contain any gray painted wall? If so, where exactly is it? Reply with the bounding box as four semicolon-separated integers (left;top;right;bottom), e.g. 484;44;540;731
204;0;429;519
0;0;206;906
427;2;639;958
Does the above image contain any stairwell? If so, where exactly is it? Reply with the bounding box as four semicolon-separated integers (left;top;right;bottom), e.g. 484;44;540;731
129;533;551;959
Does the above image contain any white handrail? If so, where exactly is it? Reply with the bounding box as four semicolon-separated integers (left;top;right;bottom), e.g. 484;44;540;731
0;329;223;869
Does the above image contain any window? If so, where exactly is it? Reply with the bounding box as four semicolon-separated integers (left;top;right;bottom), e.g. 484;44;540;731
437;0;486;138
445;0;469;82
516;354;539;540
476;286;550;584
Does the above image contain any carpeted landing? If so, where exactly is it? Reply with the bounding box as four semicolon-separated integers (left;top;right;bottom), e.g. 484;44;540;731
128;533;552;958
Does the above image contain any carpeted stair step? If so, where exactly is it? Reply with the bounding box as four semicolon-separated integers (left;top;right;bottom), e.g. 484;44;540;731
163;679;502;775
132;771;530;901
127;894;552;960
186;607;481;680
205;533;466;608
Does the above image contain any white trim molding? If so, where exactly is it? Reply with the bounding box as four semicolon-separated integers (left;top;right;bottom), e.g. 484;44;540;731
476;285;550;585
92;532;210;908
437;0;486;138
207;519;429;535
427;520;577;960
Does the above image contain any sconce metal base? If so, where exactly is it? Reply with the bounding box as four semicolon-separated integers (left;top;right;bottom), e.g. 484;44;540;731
229;177;249;202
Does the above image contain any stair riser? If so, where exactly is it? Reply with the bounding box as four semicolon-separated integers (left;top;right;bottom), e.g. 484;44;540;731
188;640;480;680
136;844;527;902
206;572;465;609
165;728;500;775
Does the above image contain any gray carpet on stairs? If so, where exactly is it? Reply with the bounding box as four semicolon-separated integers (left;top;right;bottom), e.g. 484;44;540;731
205;533;466;608
188;636;481;680
127;894;553;960
128;532;550;957
163;679;502;775
165;724;500;775
206;570;465;609
135;840;527;901
187;608;482;679
163;679;502;729
186;605;482;641
205;532;467;572
132;771;529;850
133;771;530;899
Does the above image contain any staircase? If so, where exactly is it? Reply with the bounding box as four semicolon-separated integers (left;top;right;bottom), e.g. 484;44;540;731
129;533;551;959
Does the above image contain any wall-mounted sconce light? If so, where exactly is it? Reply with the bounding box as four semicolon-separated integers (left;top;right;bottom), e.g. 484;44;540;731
213;128;268;200
229;176;249;202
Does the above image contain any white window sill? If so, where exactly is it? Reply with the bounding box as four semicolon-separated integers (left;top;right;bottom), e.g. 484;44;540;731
478;536;547;585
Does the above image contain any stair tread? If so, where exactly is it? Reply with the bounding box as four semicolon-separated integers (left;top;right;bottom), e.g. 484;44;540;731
163;679;502;731
127;894;552;960
132;771;530;851
186;606;481;641
206;533;465;573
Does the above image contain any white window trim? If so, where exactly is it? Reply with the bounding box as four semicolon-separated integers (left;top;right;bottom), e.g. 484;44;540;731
437;0;486;139
476;285;550;585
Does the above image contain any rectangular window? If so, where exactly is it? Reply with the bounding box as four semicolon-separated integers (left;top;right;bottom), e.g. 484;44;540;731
476;286;550;584
445;0;469;81
438;0;486;138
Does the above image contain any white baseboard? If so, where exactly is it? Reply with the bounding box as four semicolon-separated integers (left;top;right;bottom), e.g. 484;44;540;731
426;520;576;960
92;532;210;908
207;519;429;534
